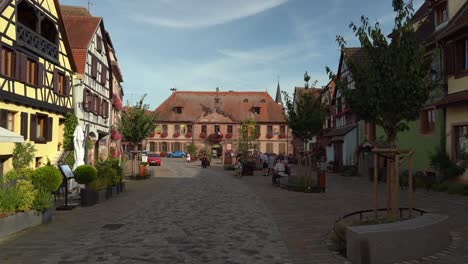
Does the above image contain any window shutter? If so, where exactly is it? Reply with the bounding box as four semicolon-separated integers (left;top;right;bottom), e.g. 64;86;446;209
65;76;71;96
15;51;25;82
47;117;53;142
91;56;97;79
90;93;94;113
0;109;6;128
83;90;88;111
445;43;454;75
96;36;102;52
37;63;44;88
53;69;58;94
101;67;106;85
30;114;37;141
21;112;28;140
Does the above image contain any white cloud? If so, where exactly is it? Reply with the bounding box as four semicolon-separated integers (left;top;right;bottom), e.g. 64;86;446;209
122;0;289;29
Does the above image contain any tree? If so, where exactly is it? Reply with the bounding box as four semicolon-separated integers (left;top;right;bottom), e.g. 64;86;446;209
12;142;37;170
282;89;326;146
328;0;433;147
327;0;435;215
236;118;258;164
118;95;158;175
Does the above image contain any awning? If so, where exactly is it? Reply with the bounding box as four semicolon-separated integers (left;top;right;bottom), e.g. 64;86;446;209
0;127;24;143
324;125;356;137
436;90;468;108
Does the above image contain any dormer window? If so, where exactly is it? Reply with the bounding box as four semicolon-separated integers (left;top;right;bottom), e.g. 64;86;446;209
435;2;448;26
174;107;182;114
260;99;266;103
252;107;261;115
243;98;248;103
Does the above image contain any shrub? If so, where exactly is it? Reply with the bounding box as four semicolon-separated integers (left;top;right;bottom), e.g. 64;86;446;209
32;188;53;213
447;182;466;195
88;177;110;191
63;152;75;168
16;180;37;212
329;221;349;255
12;142;37;170
74;165;97;186
0;187;19;215
430;147;466;181
431;182;450;192
98;166;117;187
3;168;34;184
32;166;63;192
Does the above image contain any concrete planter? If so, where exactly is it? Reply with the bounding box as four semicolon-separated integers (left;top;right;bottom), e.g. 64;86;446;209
347;213;450;264
111;185;118;195
97;189;107;202
80;189;98;206
0;211;42;239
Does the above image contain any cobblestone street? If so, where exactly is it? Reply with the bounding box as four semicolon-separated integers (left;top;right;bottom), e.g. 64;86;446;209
2;158;468;264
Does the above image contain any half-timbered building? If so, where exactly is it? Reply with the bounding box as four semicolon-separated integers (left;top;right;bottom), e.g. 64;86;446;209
0;0;76;178
62;6;112;164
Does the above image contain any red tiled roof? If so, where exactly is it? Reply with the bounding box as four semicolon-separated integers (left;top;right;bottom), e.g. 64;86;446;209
62;15;101;74
155;91;286;123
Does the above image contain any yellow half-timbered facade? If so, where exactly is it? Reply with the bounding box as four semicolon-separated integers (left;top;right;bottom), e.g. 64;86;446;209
0;0;75;178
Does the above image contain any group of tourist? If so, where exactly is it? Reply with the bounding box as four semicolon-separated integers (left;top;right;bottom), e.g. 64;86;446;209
258;152;290;186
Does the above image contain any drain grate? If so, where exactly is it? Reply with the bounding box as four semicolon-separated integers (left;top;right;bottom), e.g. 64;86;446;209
101;224;124;230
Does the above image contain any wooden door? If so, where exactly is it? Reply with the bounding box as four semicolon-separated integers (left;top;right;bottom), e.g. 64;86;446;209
333;142;343;170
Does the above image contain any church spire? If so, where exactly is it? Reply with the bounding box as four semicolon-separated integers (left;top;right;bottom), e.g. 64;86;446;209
275;78;283;105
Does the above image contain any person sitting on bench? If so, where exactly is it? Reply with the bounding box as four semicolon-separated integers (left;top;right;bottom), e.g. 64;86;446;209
272;159;287;186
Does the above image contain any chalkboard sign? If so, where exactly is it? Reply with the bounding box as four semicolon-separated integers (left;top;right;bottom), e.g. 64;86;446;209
59;164;75;179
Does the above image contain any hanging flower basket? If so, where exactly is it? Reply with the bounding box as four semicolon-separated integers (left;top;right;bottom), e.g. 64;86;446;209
185;132;193;138
225;133;233;139
199;132;207;138
173;132;180;138
279;133;286;139
266;133;273;139
208;133;223;143
111;129;122;141
112;94;123;110
161;132;168;138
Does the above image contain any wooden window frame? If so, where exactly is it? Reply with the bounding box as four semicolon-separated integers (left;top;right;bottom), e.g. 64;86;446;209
227;125;233;134
201;125;207;133
252;107;261;115
267;125;273;134
435;2;448;26
35;114;47;142
280;125;286;134
214;125;220;133
1;46;15;79
420;107;436;135
187;125;193;133
162;125;168;133
451;122;468;162
96;35;103;52
174;107;182;114
175;125;180;133
55;70;66;96
25;57;38;86
6;111;14;131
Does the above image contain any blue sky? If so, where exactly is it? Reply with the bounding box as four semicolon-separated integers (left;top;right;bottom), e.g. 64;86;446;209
61;0;424;109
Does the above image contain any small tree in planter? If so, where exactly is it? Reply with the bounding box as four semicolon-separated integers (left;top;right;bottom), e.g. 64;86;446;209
31;166;63;193
74;165;98;206
236;118;258;176
187;143;198;161
12;143;37;170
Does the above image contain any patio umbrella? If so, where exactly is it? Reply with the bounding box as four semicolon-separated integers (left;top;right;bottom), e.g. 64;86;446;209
73;125;85;170
0;127;24;143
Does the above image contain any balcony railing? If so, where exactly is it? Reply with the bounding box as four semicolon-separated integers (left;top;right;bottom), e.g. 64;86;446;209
17;23;58;61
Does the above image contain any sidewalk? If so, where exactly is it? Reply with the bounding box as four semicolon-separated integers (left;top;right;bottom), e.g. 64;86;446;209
239;166;468;264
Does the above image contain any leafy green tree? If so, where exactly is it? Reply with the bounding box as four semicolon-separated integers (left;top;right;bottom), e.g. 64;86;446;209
12;142;37;170
63;112;78;150
327;0;434;147
118;95;158;175
282;89;326;146
327;0;435;215
236;118;258;163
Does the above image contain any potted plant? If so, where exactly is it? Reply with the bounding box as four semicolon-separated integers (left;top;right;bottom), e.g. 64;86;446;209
31;165;63;221
139;162;148;178
74;165;98;206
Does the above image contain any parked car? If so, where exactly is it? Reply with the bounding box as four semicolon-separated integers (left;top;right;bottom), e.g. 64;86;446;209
167;151;186;158
147;153;161;166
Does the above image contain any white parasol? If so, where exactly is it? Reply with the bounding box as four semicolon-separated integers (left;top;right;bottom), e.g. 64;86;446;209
73;125;85;170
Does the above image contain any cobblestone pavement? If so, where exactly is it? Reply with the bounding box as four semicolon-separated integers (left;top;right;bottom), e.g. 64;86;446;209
2;159;468;264
0;159;290;264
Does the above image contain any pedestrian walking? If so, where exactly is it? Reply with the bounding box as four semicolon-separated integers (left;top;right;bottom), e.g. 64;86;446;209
186;153;191;163
262;153;269;176
236;159;243;178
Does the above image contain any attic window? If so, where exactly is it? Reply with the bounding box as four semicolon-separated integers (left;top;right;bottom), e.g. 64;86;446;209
260;99;266;103
174;107;182;114
243;98;248;103
435;2;448;26
252;107;261;115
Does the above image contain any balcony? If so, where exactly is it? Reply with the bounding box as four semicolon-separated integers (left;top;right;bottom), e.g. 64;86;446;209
16;23;58;62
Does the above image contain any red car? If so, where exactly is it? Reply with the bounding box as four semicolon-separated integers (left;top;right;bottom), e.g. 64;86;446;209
147;153;161;166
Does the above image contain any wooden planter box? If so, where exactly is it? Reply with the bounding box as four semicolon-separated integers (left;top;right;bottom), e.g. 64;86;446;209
0;211;42;239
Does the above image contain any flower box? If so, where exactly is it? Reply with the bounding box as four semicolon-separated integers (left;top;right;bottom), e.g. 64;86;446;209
199;132;207;138
0;211;43;239
266;133;273;139
225;133;233;139
185;132;192;138
173;132;180;138
255;134;261;139
161;132;168;138
279;133;286;139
